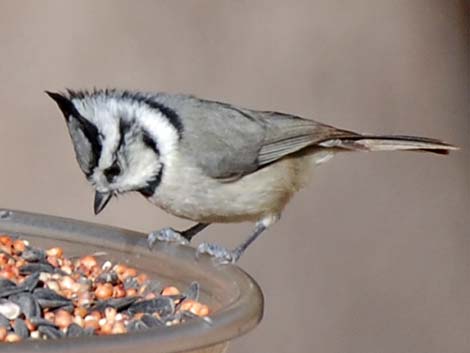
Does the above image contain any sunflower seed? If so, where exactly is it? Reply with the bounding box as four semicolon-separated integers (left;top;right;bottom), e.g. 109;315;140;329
167;294;185;302
123;276;139;290
20;272;41;292
83;327;95;336
0;279;17;290
9;293;41;319
126;319;148;332
13;318;29;339
58;304;75;313
32;288;71;309
141;313;163;328
181;310;213;325
91;296;138;313
96;272;119;285
0;313;10;328
21;248;46;262
0;279;22;297
186;281;200;301
66;323;85;337
20;263;55;275
128;296;175;318
143;280;161;295
164;311;182;324
38;325;63;339
29;317;57;328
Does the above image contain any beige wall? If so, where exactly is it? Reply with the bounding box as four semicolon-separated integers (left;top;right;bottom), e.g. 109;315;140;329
0;1;468;352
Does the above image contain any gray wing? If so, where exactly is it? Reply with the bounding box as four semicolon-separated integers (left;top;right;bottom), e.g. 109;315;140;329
154;94;358;179
155;94;265;178
254;111;359;166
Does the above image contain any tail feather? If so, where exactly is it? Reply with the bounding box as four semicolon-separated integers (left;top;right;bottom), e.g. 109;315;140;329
319;135;458;155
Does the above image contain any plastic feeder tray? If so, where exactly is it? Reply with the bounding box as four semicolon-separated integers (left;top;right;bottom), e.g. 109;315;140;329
0;209;263;353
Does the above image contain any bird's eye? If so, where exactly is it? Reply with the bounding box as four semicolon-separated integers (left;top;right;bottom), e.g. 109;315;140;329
104;161;121;183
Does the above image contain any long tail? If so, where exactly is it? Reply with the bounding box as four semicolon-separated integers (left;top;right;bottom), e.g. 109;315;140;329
318;135;458;155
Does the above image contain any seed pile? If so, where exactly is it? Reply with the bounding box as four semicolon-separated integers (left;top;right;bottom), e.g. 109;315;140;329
0;234;210;343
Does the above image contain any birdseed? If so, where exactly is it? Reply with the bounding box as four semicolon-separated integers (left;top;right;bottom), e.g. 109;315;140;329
0;234;210;343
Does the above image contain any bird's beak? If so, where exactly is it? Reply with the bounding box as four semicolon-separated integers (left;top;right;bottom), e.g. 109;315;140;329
94;191;112;215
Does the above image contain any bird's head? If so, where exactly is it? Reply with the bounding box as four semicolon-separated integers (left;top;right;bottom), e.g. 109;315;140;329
46;89;180;214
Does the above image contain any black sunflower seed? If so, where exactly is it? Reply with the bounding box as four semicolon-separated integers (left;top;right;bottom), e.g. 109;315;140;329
0;288;24;298
90;296;138;313
20;263;55;275
21;248;46;262
13;318;29;339
9;293;41;319
141;313;163;328
29;317;57;328
0;279;22;298
167;294;185;302
128;296;175;318
0;313;10;328
0;279;17;290
19;272;41;292
143;280;161;295
181;310;213;325
126;319;148;332
66;323;86;337
32;288;71;309
83;327;95;336
95;272;119;285
163;311;182;324
186;281;200;301
57;304;75;313
38;325;63;339
123;277;139;290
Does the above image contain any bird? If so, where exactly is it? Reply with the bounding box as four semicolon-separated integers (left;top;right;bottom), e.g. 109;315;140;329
46;89;457;263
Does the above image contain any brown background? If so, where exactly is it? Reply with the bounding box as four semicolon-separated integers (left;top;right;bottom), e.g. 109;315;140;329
0;1;469;352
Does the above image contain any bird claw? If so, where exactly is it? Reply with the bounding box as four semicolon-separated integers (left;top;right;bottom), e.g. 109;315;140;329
147;228;190;249
196;242;240;264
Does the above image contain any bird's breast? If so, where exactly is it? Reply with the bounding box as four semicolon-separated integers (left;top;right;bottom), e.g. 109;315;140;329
148;154;315;223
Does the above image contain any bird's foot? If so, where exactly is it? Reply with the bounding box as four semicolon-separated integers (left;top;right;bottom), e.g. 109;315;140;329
147;228;190;249
196;242;241;264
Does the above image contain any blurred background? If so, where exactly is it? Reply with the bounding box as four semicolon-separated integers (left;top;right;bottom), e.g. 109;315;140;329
0;1;468;352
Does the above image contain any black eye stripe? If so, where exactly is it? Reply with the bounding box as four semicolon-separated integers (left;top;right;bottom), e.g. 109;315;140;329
142;130;160;155
118;119;131;150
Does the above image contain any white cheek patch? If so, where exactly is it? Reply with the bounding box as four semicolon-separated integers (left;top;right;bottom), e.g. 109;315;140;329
119;144;160;191
137;106;179;166
73;98;121;169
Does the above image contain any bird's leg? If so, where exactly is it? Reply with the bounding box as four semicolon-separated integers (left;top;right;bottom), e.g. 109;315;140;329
196;215;279;264
181;223;210;242
148;223;210;248
196;223;267;264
